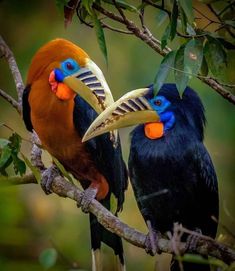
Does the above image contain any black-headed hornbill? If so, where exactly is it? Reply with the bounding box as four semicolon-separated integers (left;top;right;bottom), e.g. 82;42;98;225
83;83;219;271
22;39;128;271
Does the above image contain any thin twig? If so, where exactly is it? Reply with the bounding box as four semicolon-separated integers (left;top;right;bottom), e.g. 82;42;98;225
112;0;129;24
218;1;235;16
0;88;21;113
101;21;133;34
93;3;235;105
0;174;37;185
142;0;170;17
0;35;24;110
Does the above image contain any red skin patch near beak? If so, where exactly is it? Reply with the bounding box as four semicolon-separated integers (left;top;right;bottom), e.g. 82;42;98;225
144;122;164;139
49;70;75;100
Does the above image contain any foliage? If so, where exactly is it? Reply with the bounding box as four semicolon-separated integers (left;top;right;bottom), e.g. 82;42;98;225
0;132;26;176
60;0;235;95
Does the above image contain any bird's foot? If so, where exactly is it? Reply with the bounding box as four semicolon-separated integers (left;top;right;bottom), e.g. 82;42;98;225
80;187;98;213
41;165;60;194
145;220;161;256
185;228;202;253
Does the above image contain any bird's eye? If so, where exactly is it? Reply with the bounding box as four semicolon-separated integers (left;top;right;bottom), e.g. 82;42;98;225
66;62;74;70
155;99;162;106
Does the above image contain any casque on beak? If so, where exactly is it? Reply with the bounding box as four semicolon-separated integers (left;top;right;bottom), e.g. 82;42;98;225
82;87;160;142
63;58;114;114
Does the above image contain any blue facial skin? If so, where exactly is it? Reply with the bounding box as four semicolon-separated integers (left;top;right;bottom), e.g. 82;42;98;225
149;96;175;132
54;58;80;82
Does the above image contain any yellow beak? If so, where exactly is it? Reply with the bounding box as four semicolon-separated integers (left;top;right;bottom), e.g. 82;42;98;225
82;87;160;142
64;58;114;114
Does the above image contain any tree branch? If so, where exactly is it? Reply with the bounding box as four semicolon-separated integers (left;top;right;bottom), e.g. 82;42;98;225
2;171;235;265
0;35;24;111
0;173;37;185
93;3;235;105
0;88;21;113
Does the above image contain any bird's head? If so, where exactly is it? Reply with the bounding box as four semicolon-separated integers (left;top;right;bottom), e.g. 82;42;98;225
82;84;205;142
27;38;113;113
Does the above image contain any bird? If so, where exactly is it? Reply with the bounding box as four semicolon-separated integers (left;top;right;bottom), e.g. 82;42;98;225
22;38;128;271
83;83;219;271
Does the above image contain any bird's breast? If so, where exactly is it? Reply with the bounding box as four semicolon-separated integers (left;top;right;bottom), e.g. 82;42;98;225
29;88;99;181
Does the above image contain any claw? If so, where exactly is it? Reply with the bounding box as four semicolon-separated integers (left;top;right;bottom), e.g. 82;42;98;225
80;186;98;213
145;220;161;256
41;165;60;194
186;228;202;253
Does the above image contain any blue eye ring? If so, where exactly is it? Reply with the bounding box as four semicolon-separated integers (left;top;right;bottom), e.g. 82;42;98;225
61;58;80;75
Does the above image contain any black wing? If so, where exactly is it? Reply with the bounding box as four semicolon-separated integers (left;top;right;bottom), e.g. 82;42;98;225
73;95;128;211
193;143;219;238
22;85;33;131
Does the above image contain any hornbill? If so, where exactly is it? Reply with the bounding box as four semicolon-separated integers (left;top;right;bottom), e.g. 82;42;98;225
22;39;128;271
83;83;219;271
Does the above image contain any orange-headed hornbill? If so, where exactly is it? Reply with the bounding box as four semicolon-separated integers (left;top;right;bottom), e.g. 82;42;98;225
83;84;219;271
22;39;128;271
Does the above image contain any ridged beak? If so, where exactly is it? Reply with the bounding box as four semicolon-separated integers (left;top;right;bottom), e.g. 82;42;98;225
82;87;160;142
63;58;114;114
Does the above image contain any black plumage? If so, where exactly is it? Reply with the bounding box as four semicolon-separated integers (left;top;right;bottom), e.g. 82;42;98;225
73;95;128;264
129;84;218;270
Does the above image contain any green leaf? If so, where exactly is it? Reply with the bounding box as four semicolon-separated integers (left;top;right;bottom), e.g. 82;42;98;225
178;5;187;34
200;56;208;76
8;133;21;154
184;39;203;78
170;0;178;40
153;51;176;95
161;24;171;50
0;139;10;149
21;153;41;183
103;0;138;12
92;12;108;64
0;145;12;168
204;36;227;78
155;10;168;27
52;156;74;183
187;24;196;36
81;0;94;15
178;0;194;24
39;248;58;270
224;20;235;28
174;45;189;96
12;154;26;176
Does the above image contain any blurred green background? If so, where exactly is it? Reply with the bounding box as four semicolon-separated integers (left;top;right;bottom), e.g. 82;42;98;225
0;1;234;270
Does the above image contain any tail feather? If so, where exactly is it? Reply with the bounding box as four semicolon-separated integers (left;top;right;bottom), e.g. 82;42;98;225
92;249;102;271
115;255;126;271
89;213;125;271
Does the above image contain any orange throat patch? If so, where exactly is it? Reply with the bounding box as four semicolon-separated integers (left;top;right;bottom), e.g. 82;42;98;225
144;122;164;139
49;70;75;100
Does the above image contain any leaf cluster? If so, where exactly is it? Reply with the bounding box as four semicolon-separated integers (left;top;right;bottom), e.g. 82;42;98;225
56;0;235;96
0;132;26;176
